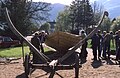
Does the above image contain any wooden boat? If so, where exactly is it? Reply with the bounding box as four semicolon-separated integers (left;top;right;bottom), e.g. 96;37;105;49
5;7;107;78
45;31;82;52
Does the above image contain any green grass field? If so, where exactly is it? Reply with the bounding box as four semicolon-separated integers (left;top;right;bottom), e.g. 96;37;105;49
0;46;51;57
0;40;116;57
87;39;116;50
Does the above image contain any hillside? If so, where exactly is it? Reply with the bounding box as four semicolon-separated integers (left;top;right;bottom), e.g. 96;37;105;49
32;1;120;21
49;1;120;20
49;3;66;21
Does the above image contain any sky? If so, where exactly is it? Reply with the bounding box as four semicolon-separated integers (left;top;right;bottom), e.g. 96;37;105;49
32;0;99;5
32;0;117;11
30;0;120;18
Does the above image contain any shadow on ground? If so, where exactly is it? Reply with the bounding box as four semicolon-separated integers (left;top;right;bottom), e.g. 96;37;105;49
16;73;26;78
106;59;116;65
91;60;103;68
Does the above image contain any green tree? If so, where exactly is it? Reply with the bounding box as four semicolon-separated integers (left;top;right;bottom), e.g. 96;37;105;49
56;6;71;31
0;0;51;38
111;17;120;32
100;16;111;32
69;0;82;30
39;23;50;32
92;1;104;25
69;0;94;32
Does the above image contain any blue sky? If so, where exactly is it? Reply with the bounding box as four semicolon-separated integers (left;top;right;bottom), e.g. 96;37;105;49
32;0;115;10
32;0;100;5
32;0;120;13
31;0;120;18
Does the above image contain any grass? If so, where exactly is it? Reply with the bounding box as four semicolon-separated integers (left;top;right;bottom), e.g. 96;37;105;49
87;39;116;50
0;40;116;57
0;46;51;57
87;39;116;55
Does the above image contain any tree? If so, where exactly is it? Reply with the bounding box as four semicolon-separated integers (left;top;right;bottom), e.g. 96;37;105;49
100;16;111;32
39;22;50;32
56;6;71;31
92;1;104;25
83;0;94;32
111;17;120;32
69;0;94;33
0;0;51;38
69;0;82;30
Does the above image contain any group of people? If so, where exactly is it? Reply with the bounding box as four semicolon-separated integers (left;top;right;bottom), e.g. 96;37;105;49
30;31;46;63
90;30;120;61
79;29;120;62
30;29;120;63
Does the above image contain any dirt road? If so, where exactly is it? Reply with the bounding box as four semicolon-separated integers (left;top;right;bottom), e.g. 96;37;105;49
0;49;120;78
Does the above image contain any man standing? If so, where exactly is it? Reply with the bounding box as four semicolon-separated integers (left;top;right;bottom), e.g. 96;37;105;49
97;30;103;59
80;30;88;61
102;31;113;59
31;33;40;63
91;33;99;60
116;30;120;60
39;31;46;53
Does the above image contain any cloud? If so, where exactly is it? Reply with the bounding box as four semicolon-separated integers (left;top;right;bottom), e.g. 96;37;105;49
107;5;120;10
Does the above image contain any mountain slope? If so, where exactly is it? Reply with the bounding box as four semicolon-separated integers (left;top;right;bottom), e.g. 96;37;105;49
49;1;120;20
49;3;65;21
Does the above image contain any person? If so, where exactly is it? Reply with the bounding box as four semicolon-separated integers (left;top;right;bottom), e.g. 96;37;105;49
114;30;120;66
101;31;107;58
102;31;113;59
91;33;99;60
97;30;103;59
31;33;40;63
116;37;120;66
110;31;114;47
39;31;47;53
115;30;120;60
80;30;88;62
114;31;119;54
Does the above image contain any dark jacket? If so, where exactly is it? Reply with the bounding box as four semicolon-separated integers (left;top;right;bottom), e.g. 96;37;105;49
91;34;99;48
31;36;40;50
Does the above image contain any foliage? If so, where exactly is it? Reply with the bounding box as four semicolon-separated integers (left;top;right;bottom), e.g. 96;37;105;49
56;0;106;33
92;1;104;25
39;23;50;31
0;0;51;38
56;6;71;31
69;0;94;31
111;17;120;32
100;17;112;32
56;0;95;32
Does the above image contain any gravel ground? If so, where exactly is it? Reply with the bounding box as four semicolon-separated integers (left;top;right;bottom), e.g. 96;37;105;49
0;48;120;78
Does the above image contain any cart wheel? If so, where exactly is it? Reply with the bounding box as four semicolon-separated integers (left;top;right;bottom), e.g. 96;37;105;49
75;53;80;78
24;54;30;78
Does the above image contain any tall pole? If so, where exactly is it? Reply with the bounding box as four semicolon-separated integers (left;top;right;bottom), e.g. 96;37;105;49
21;39;24;62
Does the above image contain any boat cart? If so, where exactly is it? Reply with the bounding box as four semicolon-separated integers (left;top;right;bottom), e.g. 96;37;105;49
4;7;108;78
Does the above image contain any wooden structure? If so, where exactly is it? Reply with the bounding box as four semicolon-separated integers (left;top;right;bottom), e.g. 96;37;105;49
4;7;107;78
45;31;82;52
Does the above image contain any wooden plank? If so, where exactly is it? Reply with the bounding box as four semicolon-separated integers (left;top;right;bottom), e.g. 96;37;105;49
32;64;74;69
